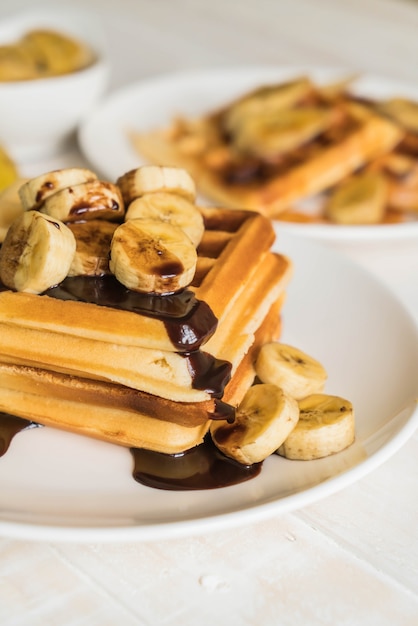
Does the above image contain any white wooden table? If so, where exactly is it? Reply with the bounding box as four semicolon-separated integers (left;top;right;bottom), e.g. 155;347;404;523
1;1;418;624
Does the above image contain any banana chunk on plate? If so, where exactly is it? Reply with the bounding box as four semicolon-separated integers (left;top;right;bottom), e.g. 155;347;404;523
277;393;355;460
211;383;300;465
255;342;327;400
324;170;388;225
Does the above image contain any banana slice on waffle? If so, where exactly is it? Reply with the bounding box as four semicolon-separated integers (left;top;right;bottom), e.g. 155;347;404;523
277;393;355;460
68;220;118;276
110;218;197;293
0;210;76;293
125;191;204;246
211;383;299;464
19;168;98;210
117;165;196;205
255;342;327;400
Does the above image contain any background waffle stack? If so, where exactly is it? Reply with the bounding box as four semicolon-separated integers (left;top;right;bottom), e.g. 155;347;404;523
0;200;292;454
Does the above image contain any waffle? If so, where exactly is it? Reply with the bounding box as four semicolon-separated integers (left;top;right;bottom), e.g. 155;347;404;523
0;290;282;454
0;208;292;403
131;93;402;218
0;204;291;453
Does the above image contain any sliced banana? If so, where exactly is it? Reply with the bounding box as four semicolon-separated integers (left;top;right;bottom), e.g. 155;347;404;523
20;29;95;77
109;218;197;294
255;342;327;400
223;77;314;134
117;166;196;206
39;180;124;223
125;191;204;247
211;383;299;465
324;171;388;225
231;107;334;158
0;145;18;193
277;393;355;460
68;220;118;277
0;178;27;243
0;210;76;294
378;97;418;133
19;168;98;210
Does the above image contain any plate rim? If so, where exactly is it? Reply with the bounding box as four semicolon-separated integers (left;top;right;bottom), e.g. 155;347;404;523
1;232;418;542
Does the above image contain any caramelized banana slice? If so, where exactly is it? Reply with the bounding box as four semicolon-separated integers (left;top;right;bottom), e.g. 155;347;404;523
231;107;335;158
378;97;418;133
223;77;314;134
324;171;388;225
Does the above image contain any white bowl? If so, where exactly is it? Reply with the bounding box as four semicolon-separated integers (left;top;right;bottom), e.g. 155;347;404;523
0;7;110;162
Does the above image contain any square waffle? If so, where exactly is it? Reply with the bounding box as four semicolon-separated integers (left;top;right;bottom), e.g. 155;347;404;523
0;206;291;453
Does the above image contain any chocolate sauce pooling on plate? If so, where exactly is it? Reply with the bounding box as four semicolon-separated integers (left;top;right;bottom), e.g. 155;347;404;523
0;413;41;456
131;435;261;491
45;275;217;352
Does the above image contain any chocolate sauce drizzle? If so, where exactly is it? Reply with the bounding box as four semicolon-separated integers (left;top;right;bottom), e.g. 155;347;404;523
0;413;41;457
45;275;218;352
131;435;261;491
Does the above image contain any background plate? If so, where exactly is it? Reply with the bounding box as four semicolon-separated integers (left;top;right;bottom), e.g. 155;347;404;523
78;65;418;243
1;234;417;542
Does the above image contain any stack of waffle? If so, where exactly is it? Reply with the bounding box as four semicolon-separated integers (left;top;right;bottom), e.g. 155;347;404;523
0;203;292;454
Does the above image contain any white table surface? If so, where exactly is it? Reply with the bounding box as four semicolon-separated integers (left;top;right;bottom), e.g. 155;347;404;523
1;0;418;624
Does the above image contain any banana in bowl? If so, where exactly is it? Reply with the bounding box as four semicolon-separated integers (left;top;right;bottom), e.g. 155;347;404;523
0;8;109;161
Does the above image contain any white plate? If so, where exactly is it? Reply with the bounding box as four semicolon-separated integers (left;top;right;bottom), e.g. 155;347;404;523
78;66;418;244
1;234;417;542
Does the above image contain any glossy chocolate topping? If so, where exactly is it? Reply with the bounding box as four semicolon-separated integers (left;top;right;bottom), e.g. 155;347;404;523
0;412;41;457
45;275;218;351
131;435;261;491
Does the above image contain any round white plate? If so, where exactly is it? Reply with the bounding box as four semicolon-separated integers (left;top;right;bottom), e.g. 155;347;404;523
78;66;418;243
1;234;417;542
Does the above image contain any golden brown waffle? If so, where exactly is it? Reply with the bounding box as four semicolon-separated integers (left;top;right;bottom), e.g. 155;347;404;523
132;99;402;218
0;298;282;453
0;208;292;404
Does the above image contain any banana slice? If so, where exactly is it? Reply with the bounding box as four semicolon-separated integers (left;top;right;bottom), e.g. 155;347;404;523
255;342;327;400
211;383;299;465
378;97;418;133
109;218;197;294
231;107;335;158
19;168;98;210
0;210;76;294
0;44;39;81
0;145;18;193
125;191;204;246
324;171;388;225
68;220;118;276
117;166;196;206
223;77;314;134
0;178;28;243
39;180;124;223
20;29;95;76
277;393;355;460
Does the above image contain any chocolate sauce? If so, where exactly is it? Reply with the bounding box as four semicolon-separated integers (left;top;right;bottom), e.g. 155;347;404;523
45;275;218;352
0;413;40;457
186;351;231;397
131;435;261;491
